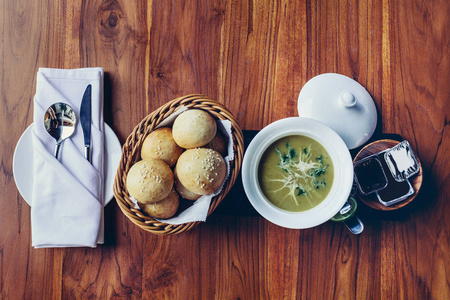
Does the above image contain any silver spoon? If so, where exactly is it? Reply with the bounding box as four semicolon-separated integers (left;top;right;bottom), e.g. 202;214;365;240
44;102;77;158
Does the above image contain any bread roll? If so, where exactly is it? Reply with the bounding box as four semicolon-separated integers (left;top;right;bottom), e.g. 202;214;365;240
126;159;174;204
138;189;179;219
141;127;183;167
174;168;201;201
175;148;226;195
204;131;227;157
172;109;217;148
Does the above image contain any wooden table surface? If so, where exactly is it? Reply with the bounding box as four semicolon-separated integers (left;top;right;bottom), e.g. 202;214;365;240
1;1;449;299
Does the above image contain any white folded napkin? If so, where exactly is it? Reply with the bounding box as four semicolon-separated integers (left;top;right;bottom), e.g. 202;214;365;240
31;67;104;248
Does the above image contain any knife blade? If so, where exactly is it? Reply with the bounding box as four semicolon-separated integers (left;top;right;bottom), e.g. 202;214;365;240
80;84;92;162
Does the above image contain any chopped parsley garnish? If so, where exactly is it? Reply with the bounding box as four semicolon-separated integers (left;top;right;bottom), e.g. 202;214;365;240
269;143;329;204
316;155;323;164
312;165;328;177
297;188;306;196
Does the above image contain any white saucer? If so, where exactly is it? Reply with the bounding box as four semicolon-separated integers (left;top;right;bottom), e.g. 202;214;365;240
13;123;122;207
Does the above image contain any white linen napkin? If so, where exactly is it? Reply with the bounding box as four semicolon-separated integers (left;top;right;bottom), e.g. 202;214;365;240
31;68;104;248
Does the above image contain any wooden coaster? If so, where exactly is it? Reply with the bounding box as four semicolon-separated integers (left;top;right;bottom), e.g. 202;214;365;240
353;139;423;211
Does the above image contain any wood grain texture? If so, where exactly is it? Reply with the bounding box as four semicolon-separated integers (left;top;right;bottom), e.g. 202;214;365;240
0;0;448;299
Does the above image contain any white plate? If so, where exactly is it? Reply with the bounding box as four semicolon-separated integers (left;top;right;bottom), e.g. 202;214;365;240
13;123;122;206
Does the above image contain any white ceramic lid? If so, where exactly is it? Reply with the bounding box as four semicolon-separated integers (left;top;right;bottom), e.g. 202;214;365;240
297;73;377;149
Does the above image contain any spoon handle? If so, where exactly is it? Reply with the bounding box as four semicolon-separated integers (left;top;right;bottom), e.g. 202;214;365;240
343;215;364;234
85;145;90;162
54;143;61;158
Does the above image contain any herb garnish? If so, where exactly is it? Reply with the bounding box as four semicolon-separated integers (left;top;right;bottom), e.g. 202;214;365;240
266;143;329;206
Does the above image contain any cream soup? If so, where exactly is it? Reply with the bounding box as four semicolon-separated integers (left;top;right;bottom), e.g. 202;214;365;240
258;135;334;212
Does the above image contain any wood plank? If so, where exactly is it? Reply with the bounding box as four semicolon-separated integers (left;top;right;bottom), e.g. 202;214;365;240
381;1;450;299
0;0;65;298
58;0;149;298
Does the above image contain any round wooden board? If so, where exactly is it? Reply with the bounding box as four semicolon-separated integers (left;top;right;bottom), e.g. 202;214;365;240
353;139;423;211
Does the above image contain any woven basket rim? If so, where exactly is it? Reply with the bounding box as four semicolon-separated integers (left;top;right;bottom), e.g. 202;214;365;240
113;94;244;235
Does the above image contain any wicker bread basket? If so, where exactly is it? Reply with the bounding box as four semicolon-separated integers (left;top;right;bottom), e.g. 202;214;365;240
113;94;244;235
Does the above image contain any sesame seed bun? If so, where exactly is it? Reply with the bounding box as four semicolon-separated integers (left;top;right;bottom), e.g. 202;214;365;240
175;148;226;195
203;130;227;157
141;127;183;167
126;159;174;204
173;168;202;201
138;189;179;219
172;109;217;148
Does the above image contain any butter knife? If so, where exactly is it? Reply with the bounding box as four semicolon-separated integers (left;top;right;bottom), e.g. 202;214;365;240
80;84;92;162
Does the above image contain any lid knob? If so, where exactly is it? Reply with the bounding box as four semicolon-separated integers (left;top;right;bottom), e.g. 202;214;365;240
340;91;357;107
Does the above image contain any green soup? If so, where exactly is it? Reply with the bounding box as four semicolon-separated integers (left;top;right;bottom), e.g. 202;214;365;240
258;135;334;212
